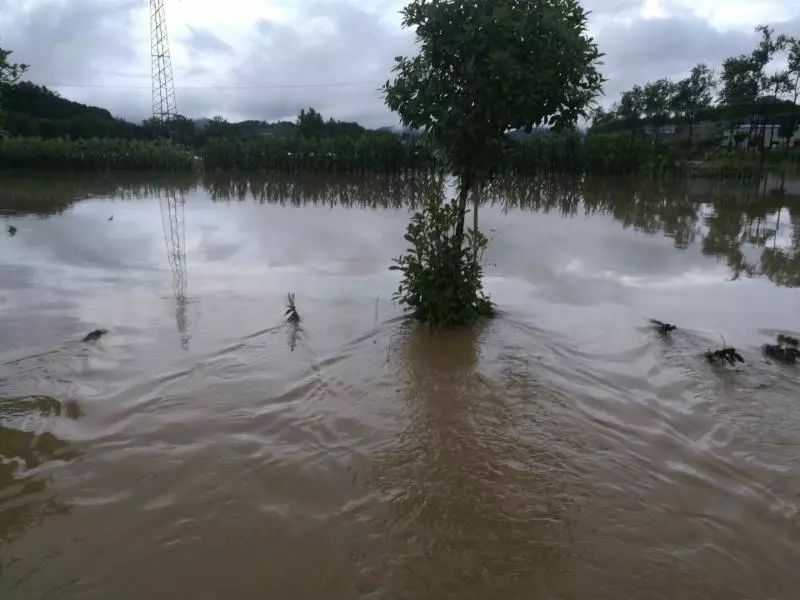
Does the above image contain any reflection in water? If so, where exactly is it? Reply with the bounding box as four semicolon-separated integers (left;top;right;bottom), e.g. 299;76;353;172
159;192;190;349
2;171;799;288
287;321;301;352
0;396;81;544
490;174;800;288
203;171;438;210
1;171;800;599
371;324;579;598
0;172;197;216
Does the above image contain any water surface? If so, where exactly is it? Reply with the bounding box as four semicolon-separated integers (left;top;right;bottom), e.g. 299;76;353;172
1;172;799;599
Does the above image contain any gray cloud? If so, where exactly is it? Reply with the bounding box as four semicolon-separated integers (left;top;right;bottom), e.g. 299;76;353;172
211;2;416;125
594;13;800;104
595;17;752;102
1;0;798;126
182;26;233;56
0;0;141;85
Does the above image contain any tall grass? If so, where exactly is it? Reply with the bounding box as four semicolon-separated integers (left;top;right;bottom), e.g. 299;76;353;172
202;132;435;173
0;137;195;170
505;133;686;176
2;132;794;177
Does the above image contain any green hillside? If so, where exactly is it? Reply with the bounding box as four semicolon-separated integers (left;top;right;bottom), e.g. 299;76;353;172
2;82;140;139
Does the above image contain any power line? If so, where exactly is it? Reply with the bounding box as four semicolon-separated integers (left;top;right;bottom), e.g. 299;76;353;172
40;81;384;90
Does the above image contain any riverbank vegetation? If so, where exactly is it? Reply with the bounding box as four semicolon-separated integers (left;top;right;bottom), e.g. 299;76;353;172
202;131;435;173
0;137;194;170
2;127;796;176
2;22;800;178
592;26;800;155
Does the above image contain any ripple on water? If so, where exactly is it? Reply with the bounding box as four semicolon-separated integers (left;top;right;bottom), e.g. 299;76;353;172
2;307;800;599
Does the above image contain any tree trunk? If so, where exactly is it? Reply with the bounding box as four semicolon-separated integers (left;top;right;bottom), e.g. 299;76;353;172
472;180;483;262
454;168;474;247
688;115;694;152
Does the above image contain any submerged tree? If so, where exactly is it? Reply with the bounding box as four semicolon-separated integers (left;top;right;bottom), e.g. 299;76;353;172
384;0;602;327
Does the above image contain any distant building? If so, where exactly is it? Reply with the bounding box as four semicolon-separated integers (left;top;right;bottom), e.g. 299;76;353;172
643;121;721;145
723;123;800;149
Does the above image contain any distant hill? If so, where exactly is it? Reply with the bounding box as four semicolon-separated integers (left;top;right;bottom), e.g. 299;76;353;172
2;82;139;139
0;83;420;144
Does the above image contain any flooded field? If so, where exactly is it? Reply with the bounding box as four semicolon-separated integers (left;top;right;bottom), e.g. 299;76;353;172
1;172;799;599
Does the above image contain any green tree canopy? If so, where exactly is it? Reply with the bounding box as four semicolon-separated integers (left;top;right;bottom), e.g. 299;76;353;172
720;55;760;107
0;47;27;87
788;36;800;103
618;85;646;126
0;46;28;131
643;78;676;120
672;64;716;117
384;0;602;240
296;107;325;139
384;0;602;328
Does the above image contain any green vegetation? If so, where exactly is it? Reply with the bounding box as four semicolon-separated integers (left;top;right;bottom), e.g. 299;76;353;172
593;25;800;156
505;132;686;176
385;0;602;327
391;189;492;328
0;46;28;131
202;130;434;173
2;83;140;139
3;22;800;179
0;137;194;170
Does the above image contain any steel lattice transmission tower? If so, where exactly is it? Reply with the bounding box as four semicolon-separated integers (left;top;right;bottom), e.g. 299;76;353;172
150;0;178;124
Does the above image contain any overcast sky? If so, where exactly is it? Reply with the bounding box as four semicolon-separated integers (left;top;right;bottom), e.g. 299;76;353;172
0;0;798;127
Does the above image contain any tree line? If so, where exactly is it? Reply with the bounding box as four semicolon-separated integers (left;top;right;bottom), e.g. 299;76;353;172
592;25;800;149
0;78;372;147
0;44;381;146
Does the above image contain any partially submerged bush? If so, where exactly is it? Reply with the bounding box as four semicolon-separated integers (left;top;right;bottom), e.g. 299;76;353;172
391;189;493;328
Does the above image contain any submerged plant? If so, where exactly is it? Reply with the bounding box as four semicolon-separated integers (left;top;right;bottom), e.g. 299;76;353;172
650;319;677;336
390;189;493;329
705;347;745;366
83;329;109;342
285;292;301;324
764;334;800;365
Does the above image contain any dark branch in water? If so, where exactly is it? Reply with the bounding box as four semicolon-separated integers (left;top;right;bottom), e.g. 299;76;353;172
650;319;677;336
777;334;799;348
764;334;800;364
285;293;301;324
705;347;745;366
83;329;109;342
7;225;17;236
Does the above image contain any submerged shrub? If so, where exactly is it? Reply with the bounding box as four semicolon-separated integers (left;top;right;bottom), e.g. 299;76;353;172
391;188;493;328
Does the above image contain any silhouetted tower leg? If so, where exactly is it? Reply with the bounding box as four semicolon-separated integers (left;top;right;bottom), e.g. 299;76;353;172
150;0;178;133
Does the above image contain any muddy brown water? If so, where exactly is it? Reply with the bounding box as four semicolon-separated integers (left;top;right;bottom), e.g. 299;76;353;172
1;172;799;599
